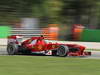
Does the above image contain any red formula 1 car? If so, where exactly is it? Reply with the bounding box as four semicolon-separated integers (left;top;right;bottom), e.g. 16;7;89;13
7;35;91;57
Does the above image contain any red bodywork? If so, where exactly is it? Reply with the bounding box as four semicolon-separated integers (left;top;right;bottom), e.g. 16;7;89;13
7;35;91;56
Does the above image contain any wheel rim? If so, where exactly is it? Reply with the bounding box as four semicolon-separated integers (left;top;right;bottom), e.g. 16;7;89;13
58;46;66;56
7;46;14;55
57;46;68;56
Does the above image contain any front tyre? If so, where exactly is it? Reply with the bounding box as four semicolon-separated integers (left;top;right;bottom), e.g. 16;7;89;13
7;43;19;55
57;45;69;57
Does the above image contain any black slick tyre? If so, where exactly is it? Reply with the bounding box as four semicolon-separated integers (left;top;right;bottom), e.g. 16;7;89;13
7;43;19;55
57;45;69;57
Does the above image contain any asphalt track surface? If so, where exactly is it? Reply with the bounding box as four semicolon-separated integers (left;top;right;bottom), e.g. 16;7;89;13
0;46;100;59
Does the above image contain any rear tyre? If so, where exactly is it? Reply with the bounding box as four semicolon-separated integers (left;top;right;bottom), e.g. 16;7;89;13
57;45;69;57
7;43;19;55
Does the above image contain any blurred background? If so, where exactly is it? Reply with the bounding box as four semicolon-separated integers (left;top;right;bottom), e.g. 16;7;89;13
0;0;100;42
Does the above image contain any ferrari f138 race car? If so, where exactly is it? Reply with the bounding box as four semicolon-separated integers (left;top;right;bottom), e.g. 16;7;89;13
7;35;91;57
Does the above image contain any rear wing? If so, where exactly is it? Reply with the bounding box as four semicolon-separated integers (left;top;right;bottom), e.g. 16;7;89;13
8;35;23;44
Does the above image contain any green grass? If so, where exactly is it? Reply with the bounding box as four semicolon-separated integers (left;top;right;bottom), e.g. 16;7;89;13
0;56;100;75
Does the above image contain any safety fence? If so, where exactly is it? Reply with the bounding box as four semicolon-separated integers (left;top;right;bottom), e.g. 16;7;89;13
0;27;51;39
1;26;100;42
0;26;59;40
11;28;44;37
11;27;59;40
11;28;55;40
80;29;100;42
0;26;11;38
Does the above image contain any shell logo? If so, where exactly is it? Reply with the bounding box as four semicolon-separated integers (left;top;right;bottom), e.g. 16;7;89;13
52;45;55;48
38;45;43;50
